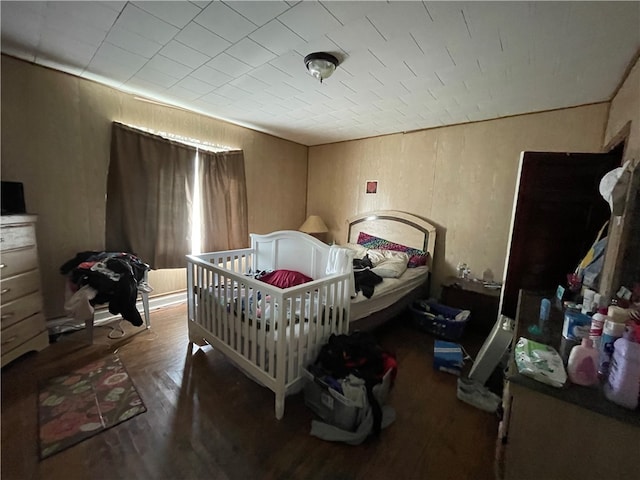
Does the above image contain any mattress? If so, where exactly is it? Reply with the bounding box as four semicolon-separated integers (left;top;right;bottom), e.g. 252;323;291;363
350;266;429;321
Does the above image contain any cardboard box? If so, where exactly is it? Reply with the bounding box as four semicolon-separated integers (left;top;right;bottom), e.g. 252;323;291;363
434;340;463;375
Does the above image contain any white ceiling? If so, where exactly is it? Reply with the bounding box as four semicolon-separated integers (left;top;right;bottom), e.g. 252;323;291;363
1;1;639;146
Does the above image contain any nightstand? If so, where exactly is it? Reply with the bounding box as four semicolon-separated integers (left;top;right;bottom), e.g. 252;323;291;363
440;276;501;334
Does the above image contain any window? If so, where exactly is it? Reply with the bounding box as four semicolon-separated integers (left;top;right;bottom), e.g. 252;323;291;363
105;122;248;268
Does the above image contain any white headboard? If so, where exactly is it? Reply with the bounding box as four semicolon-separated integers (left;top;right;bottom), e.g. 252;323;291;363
346;210;437;262
250;230;331;279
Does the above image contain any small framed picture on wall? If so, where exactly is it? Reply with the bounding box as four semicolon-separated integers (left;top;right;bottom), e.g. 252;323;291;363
366;180;378;194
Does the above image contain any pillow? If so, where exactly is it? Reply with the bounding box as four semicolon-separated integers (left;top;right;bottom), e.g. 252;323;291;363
257;269;313;289
343;243;369;260
366;249;409;267
371;257;408;278
357;232;429;268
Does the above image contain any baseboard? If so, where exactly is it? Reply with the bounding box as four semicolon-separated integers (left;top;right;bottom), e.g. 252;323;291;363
46;291;187;335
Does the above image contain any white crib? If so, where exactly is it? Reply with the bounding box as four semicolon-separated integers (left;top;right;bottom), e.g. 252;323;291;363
186;230;352;419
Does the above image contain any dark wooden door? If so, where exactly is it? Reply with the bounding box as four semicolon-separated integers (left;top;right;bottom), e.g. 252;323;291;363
500;151;620;319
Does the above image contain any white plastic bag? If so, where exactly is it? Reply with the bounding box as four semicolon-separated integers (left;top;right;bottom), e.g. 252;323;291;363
599;160;631;215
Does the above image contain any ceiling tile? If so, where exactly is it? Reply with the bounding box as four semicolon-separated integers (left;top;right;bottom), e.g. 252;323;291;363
40;11;108;47
1;5;45;57
114;3;179;45
194;93;232;108
226;38;276;68
36;31;96;67
173;75;216;95
435;62;482;86
194;1;257;43
264;82;304;100
229;75;270;95
146;55;193;80
278;1;342;42
165;83;207;101
212;83;251;101
90;42;148;72
321;1;387;26
133;65;180;88
44;1;120;33
206;53;253;77
367;2;432;40
158;40;211;69
132;1;202;28
122;76;168;94
249;20;305;55
225;1;290;27
248;63;294;85
191;64;233;86
85;56;138;85
175;22;231;57
105;27;163;58
326;17;385;54
188;1;210;9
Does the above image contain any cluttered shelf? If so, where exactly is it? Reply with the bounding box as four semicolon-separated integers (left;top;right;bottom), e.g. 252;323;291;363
506;290;640;427
499;289;639;480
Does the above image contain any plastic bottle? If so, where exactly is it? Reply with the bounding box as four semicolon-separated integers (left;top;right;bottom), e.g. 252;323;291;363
589;308;608;351
567;338;600;387
598;319;627;377
604;337;640;409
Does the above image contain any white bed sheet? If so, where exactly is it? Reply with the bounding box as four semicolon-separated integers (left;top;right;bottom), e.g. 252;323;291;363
350;266;429;321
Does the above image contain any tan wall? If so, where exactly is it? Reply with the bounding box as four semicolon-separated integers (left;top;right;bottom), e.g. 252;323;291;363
600;55;640;299
0;55;308;319
308;104;609;298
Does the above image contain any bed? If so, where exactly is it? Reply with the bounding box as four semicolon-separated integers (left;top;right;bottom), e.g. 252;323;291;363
345;210;437;332
186;231;352;419
186;211;436;420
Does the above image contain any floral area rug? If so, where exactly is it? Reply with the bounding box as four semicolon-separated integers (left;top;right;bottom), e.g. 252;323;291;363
38;354;146;459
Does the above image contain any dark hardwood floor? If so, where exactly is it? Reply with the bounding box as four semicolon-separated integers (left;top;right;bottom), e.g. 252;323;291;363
1;303;499;480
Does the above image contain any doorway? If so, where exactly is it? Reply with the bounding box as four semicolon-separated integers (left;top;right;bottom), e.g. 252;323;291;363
499;150;623;319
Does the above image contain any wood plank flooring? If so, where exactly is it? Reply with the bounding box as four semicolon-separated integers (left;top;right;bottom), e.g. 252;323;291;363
1;303;499;480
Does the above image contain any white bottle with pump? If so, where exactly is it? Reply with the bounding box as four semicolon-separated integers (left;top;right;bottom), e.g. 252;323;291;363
567;337;600;387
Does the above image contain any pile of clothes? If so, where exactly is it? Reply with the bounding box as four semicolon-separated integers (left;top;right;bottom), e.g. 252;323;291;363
352;255;383;298
60;251;151;326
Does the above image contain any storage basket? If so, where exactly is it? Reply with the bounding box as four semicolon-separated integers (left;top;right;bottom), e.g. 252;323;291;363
409;300;470;341
302;368;392;432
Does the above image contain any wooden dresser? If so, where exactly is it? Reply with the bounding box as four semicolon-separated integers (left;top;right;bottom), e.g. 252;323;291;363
498;290;639;480
1;215;49;367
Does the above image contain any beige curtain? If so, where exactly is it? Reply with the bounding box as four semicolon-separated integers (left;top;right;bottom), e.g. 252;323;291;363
199;149;249;251
106;122;196;269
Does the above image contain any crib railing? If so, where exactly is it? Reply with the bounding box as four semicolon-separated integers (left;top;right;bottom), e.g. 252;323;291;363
186;248;351;418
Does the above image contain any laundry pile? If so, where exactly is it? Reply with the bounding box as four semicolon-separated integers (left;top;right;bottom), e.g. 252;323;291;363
60;251;151;326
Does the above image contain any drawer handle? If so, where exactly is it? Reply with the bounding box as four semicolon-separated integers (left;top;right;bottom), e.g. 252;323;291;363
1;288;10;295
1;312;14;320
1;335;18;345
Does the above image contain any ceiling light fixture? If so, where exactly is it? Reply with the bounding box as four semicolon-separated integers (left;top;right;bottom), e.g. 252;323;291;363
304;52;339;83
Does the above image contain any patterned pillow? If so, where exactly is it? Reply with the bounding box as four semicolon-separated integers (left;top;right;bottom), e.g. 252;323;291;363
357;232;429;268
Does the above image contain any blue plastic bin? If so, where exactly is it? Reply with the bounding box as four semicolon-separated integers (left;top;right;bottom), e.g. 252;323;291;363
409;300;470;341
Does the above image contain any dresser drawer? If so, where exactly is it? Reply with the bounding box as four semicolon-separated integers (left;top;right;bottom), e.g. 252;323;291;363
1;292;43;329
0;224;36;251
0;270;41;304
1;312;47;356
0;245;38;279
